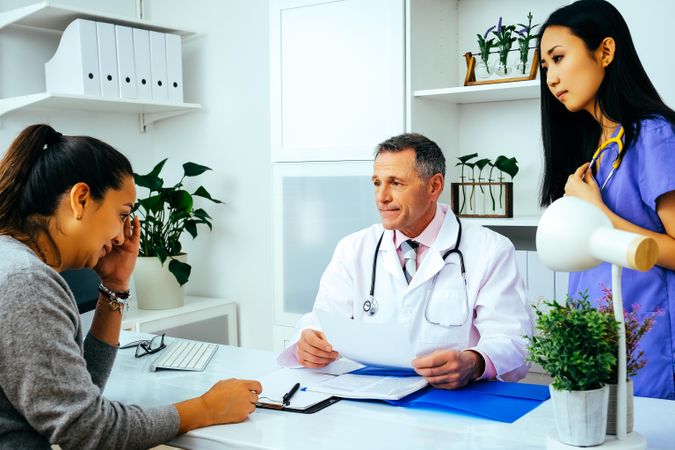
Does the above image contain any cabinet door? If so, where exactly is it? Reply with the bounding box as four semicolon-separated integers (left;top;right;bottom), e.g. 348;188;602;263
273;161;380;326
270;0;405;161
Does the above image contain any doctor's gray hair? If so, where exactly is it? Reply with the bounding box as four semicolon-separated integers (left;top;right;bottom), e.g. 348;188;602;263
374;133;446;180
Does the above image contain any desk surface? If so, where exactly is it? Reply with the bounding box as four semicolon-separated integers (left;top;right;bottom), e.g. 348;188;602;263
104;333;675;450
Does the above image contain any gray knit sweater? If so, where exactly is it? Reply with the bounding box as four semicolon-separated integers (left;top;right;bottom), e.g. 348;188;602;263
0;236;180;449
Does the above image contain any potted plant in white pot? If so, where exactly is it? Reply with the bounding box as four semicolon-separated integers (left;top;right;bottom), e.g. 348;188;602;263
132;158;222;310
596;285;661;435
528;294;618;447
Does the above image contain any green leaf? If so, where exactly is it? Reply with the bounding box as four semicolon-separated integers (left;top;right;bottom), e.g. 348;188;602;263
168;258;191;286
149;158;168;178
152;244;169;264
495;156;519;179
139;195;164;212
457;153;478;163
474;158;491;171
183;162;212;177
193;208;212;220
184;220;198;238
134;173;164;191
193;186;223;204
167;190;193;212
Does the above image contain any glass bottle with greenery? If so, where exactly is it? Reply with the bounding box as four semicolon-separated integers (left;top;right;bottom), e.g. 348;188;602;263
515;12;539;74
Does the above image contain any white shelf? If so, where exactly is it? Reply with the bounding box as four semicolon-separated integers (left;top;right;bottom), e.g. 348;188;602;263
414;80;541;104
0;92;201;128
461;215;541;227
0;1;197;35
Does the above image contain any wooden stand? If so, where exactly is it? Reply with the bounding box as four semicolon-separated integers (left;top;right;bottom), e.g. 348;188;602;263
464;49;539;86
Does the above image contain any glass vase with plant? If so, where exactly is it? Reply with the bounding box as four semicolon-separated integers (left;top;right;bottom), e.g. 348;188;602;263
133;158;223;286
487;155;519;212
515;12;539;74
455;153;477;214
476;25;496;78
491;17;516;76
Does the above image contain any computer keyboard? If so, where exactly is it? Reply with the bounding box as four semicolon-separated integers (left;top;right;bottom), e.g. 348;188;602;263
151;340;218;372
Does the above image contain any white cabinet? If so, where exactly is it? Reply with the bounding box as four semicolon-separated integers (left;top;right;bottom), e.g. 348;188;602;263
272;161;380;327
0;2;200;130
270;0;405;161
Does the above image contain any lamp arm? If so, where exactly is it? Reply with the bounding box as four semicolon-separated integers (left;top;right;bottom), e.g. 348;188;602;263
612;264;627;440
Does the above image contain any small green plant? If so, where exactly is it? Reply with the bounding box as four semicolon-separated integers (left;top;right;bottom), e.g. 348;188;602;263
476;25;496;74
528;293;618;391
492;17;516;72
515;12;539;74
455;153;477;213
133;159;222;286
490;155;519;210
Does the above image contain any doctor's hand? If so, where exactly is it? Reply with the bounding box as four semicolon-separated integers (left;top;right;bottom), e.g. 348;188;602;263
296;329;339;368
412;349;485;390
564;163;604;210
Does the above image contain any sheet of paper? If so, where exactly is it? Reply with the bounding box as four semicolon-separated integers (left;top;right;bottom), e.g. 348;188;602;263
307;373;428;401
309;358;364;375
257;367;333;409
316;310;416;369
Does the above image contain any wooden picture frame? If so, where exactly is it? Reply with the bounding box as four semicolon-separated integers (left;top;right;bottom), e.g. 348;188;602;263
464;49;539;86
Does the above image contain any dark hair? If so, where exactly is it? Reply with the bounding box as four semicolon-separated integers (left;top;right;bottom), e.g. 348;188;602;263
375;133;446;179
0;124;133;246
538;0;675;206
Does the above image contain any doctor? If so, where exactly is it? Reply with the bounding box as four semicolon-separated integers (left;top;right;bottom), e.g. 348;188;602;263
279;133;532;389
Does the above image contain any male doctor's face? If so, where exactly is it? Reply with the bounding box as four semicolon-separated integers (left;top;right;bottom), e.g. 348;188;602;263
372;149;441;237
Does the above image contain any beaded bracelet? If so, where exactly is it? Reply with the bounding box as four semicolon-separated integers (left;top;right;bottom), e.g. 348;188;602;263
97;283;131;312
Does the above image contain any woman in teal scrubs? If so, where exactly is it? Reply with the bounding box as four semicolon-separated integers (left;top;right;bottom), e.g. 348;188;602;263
538;0;675;399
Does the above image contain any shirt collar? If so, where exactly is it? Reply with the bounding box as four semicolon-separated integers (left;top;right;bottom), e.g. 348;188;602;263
393;203;447;250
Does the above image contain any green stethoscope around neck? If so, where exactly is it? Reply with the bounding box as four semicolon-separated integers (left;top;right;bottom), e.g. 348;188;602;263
589;126;625;191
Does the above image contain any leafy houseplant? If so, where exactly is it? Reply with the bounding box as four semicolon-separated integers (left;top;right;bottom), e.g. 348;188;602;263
476;25;496;77
133;158;222;286
528;293;619;446
528;293;618;391
488;155;519;211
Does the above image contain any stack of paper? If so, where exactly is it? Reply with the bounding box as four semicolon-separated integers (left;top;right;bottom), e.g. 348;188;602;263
306;373;428;401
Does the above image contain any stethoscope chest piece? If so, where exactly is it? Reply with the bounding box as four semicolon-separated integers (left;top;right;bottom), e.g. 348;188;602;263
363;295;378;316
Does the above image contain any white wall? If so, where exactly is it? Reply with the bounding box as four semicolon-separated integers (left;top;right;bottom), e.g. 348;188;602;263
0;0;273;350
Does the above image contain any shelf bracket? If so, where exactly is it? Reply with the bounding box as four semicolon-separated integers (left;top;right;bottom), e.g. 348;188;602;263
139;109;194;133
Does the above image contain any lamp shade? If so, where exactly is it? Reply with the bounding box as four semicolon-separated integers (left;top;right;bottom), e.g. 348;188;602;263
536;197;658;272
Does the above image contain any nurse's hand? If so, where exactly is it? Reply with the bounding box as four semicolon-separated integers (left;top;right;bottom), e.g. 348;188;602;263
564;163;604;209
296;329;339;368
412;349;485;390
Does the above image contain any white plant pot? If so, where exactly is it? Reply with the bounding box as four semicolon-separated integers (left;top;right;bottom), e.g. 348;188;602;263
549;384;609;447
134;254;187;310
607;379;634;435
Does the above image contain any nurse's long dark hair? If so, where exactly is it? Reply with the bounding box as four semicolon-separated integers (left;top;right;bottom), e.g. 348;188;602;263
538;0;675;206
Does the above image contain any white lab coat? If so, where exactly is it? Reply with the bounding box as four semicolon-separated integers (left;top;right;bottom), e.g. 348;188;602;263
279;204;532;380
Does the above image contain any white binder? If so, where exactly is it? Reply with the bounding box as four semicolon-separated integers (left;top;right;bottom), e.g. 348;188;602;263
96;22;119;97
132;28;153;100
115;25;137;99
149;31;168;101
165;33;184;103
45;18;101;96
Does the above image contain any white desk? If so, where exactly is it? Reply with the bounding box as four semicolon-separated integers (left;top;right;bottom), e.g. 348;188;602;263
104;332;675;450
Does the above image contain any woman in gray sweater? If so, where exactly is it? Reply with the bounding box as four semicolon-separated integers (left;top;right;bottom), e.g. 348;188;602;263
0;124;262;449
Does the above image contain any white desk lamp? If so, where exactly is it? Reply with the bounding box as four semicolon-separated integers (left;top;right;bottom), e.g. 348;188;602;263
536;196;657;450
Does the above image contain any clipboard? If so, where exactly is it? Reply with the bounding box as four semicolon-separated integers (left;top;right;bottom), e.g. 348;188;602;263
256;396;341;414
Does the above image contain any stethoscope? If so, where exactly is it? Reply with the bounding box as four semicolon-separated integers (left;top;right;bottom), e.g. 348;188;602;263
362;215;470;327
588;126;625;191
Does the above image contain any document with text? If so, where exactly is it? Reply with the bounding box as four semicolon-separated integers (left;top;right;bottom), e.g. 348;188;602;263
306;373;428;401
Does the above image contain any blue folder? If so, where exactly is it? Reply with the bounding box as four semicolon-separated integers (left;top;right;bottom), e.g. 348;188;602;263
385;381;550;423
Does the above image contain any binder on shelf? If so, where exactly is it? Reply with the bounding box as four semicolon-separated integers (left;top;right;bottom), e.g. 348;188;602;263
45;18;101;96
149;31;168;102
132;28;153;100
165;33;184;103
96;22;120;97
114;25;137;99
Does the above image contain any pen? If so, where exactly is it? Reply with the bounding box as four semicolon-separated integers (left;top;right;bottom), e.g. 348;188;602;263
282;382;301;406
